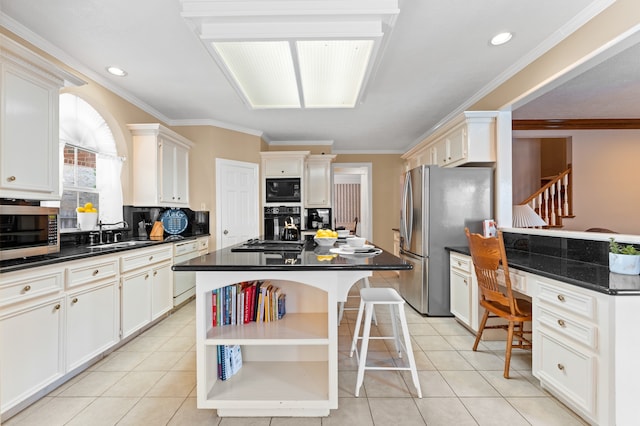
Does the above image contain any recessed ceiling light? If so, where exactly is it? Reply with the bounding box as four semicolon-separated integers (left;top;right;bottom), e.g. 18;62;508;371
490;32;513;46
106;66;127;77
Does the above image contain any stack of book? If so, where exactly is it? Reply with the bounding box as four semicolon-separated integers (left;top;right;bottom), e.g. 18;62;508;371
211;280;286;327
217;344;242;381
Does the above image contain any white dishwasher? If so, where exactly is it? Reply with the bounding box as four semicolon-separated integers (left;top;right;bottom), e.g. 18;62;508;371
173;240;199;306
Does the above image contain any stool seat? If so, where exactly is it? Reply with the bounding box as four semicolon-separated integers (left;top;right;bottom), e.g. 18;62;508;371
349;287;422;398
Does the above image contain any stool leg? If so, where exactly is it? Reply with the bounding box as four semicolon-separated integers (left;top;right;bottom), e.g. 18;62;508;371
390;304;402;357
350;298;366;358
355;303;374;397
362;278;377;326
398;306;422;398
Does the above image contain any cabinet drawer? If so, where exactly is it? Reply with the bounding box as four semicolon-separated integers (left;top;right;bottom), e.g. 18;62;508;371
197;238;209;252
537;332;596;416
450;254;471;273
67;258;118;289
121;246;173;273
538;306;597;349
537;282;595;319
0;270;64;307
174;241;198;256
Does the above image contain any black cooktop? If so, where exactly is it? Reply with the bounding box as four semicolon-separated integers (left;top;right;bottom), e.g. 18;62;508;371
230;239;304;252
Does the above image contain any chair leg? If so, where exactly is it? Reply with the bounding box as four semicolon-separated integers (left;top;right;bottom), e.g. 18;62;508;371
504;321;515;379
473;309;490;351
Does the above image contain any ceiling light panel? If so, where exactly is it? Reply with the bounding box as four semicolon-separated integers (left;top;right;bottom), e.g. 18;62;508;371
298;40;374;108
213;41;300;108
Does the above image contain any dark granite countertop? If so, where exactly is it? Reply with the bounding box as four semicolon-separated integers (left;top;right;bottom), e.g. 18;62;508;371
447;246;640;296
173;239;411;272
0;234;209;274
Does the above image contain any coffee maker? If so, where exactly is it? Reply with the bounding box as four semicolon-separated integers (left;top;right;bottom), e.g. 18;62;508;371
306;208;332;230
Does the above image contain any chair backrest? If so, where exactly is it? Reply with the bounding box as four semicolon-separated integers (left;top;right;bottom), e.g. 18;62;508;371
464;228;522;316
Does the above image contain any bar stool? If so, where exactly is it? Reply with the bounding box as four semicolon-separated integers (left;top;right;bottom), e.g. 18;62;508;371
338;277;377;325
349;287;422;398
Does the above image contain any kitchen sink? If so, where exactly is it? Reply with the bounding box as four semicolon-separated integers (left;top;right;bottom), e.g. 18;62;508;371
88;241;152;250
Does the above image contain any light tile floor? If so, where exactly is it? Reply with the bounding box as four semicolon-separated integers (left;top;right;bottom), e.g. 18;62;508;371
6;271;587;425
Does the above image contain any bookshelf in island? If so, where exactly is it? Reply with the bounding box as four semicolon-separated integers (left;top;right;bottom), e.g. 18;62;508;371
172;240;411;417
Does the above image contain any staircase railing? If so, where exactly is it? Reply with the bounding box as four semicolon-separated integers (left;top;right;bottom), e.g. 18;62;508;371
519;167;572;227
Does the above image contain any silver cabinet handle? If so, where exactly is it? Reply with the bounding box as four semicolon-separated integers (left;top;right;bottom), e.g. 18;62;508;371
153;271;158;276
463;279;468;285
557;319;566;327
149;256;153;261
93;269;99;276
145;274;150;280
557;363;565;371
7;175;16;182
72;297;79;304
557;294;565;302
23;285;31;292
54;304;61;310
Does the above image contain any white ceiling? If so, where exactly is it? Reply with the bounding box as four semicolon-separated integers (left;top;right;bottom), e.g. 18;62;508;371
1;0;630;153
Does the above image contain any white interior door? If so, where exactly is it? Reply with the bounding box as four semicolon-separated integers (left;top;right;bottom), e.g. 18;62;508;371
216;158;259;249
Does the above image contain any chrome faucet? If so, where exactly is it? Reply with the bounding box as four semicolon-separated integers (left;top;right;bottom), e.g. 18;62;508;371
97;220;129;244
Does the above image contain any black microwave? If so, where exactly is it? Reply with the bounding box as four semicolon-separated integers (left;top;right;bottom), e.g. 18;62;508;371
265;178;301;203
0;204;60;261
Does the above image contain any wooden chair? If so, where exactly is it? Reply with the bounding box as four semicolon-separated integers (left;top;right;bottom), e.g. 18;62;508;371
464;227;532;378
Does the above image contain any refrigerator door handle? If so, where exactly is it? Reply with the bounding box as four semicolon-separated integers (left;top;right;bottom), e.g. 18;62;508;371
400;170;414;251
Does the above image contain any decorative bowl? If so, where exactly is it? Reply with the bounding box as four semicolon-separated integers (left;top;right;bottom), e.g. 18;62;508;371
77;212;98;230
314;237;337;247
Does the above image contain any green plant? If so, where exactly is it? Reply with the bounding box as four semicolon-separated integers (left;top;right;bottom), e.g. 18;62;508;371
609;238;640;255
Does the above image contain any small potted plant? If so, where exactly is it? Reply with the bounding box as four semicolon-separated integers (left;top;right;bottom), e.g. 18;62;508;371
609;238;640;275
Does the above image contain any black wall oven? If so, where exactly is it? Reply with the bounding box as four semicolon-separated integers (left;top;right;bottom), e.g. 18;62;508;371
0;205;60;260
264;206;301;240
265;178;301;203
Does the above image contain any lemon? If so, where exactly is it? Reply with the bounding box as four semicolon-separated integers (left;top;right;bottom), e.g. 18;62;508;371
76;207;85;213
84;202;93;210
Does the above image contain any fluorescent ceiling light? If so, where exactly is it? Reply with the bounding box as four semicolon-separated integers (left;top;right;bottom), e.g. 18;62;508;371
491;32;513;46
180;0;399;109
213;41;300;108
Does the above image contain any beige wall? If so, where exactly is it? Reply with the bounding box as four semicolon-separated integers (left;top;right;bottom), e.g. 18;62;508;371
514;130;640;235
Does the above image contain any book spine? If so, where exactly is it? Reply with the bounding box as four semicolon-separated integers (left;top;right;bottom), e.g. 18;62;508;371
212;290;217;327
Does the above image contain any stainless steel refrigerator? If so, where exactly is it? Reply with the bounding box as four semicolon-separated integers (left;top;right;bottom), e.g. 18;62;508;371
399;165;493;315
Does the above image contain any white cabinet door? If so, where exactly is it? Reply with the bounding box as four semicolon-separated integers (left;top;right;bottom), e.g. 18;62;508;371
121;269;152;338
446;126;466;165
151;261;173;320
159;137;175;204
264;157;303;177
305;156;334;207
174;143;189;204
0;63;59;200
0;296;65;414
66;281;119;371
450;269;471;327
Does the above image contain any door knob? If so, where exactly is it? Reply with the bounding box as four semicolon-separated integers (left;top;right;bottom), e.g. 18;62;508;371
223;230;229;235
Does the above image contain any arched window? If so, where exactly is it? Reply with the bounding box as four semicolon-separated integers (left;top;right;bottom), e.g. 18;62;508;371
59;93;124;230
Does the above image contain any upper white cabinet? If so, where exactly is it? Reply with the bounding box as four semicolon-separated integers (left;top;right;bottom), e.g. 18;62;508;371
128;123;194;207
403;111;498;170
261;151;308;177
0;35;83;201
305;154;335;208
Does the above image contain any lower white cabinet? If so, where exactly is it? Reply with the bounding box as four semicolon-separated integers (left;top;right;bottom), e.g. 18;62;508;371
121;245;173;338
449;253;473;328
532;276;606;425
66;281;119;371
0;295;65;414
151;262;173;320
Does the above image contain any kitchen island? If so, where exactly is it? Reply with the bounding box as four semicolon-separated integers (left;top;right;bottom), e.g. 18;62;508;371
172;239;410;417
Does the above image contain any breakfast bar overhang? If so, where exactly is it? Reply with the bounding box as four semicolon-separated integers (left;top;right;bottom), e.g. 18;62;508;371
172;240;411;417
